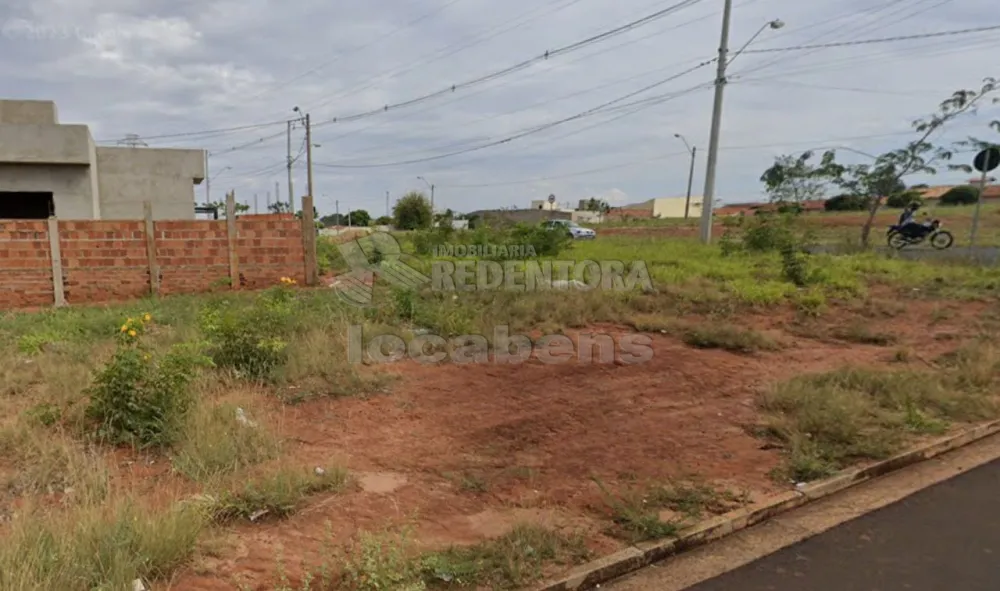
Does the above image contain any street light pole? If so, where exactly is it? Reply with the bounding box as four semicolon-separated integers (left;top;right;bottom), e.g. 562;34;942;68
674;134;696;220
699;7;785;244
698;0;734;244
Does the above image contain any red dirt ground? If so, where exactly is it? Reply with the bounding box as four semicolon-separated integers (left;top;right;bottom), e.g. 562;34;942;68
165;292;990;590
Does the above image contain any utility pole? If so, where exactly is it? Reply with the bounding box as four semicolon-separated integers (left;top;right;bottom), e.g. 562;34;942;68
385;190;390;218
275;182;280;211
305;113;314;215
684;146;697;219
204;151;210;205
335;199;340;227
254;193;258;214
699;0;733;244
286;120;295;214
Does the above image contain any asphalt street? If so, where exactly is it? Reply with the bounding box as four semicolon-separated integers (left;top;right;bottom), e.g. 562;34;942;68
665;458;1000;591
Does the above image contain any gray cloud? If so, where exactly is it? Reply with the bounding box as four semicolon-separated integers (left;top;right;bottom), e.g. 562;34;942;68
1;0;998;216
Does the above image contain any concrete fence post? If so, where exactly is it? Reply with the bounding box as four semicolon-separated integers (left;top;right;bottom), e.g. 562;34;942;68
46;216;66;307
143;201;160;297
226;191;240;290
301;195;318;285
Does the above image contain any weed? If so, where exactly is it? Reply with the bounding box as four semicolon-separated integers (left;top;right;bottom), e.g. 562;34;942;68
0;425;108;499
420;524;589;589
209;467;350;523
0;499;205;590
199;285;298;382
171;401;281;482
341;529;426;591
85;323;210;448
592;478;680;543
758;362;1000;482
680;323;779;354
832;322;897;346
22;402;62;427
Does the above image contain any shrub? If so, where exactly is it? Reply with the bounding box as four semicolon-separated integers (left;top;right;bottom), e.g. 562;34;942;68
412;223;571;260
824;194;869;211
85;315;209;448
738;213;801;253
199;285;298;381
885;190;924;209
393;191;433;230
940;185;980;206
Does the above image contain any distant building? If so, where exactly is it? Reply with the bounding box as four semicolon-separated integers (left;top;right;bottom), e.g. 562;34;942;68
0;99;204;220
608;196;704;220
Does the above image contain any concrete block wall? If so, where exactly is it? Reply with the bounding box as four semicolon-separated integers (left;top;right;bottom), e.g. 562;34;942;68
0;213;308;310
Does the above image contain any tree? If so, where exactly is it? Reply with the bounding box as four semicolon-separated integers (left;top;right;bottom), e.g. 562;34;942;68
205;200;249;218
434;208;455;226
886;190;924;208
374;215;393;226
824;194;869;211
582;198;611;213
268;201;291;214
348;209;371;226
294;205;319;220
393;191;433;230
760;152;838;205
939;185;980;205
824;78;998;246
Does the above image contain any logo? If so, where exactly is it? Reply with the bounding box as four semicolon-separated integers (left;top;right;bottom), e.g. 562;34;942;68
334;232;429;307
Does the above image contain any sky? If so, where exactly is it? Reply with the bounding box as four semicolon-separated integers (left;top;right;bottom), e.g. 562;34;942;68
2;0;999;217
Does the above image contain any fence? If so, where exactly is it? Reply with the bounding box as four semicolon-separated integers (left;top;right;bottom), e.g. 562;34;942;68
0;194;318;310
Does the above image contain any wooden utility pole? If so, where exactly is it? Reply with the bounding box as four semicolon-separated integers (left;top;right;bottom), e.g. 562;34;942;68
287;120;295;214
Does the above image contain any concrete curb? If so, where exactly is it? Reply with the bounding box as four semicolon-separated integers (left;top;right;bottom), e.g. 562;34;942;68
536;419;1000;591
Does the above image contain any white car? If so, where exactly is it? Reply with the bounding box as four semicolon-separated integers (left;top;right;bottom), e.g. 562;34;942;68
544;219;596;239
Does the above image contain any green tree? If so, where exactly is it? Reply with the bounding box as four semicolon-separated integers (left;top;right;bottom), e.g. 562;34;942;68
824;194;869;211
205;200;250;218
582;198;611;213
760;152;838;206
393;191;433;230
805;78;997;246
374;215;393;226
939;185;980;205
886;190;924;208
348;209;371;226
268;201;291;214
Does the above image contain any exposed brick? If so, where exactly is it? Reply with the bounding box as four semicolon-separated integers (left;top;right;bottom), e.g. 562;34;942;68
0;216;308;310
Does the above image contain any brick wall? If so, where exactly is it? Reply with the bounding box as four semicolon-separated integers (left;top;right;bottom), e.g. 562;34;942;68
0;213;308;309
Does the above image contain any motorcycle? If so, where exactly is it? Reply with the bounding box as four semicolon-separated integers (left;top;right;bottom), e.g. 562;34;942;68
886;219;953;250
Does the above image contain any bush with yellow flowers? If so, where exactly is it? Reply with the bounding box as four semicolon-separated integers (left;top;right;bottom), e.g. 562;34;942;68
87;313;211;448
199;284;299;382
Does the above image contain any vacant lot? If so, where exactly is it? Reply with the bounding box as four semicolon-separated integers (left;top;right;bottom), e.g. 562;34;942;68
2;228;999;590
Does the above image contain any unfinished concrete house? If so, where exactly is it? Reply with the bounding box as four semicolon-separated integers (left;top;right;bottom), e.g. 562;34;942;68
0;99;205;220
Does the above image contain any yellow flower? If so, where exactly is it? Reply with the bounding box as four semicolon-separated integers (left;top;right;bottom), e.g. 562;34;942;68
126;317;133;323
143;354;150;361
120;325;128;333
143;313;152;322
128;330;137;337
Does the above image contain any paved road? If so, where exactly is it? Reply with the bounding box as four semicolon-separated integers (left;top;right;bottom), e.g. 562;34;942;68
675;458;1000;591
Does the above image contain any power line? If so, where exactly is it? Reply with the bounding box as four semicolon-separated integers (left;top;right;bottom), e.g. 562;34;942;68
313;62;713;168
733;0;932;79
307;0;704;128
311;1;741;146
243;0;472;105
742;24;1000;54
97;118;289;144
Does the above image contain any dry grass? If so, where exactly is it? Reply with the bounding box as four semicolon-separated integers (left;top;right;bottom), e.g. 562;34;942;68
679;322;781;354
0;497;206;590
758;344;1000;481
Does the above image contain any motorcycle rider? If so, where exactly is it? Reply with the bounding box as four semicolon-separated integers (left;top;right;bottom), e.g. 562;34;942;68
898;202;922;237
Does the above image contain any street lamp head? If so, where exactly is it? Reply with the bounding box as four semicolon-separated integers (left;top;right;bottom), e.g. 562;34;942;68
768;19;784;30
673;133;681;138
293;106;300;113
